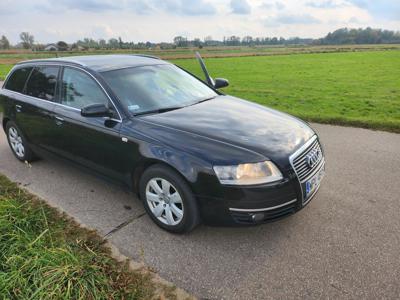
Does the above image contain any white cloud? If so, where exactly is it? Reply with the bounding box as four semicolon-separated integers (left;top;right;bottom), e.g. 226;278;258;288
230;0;252;14
0;0;399;44
265;13;321;26
260;1;286;10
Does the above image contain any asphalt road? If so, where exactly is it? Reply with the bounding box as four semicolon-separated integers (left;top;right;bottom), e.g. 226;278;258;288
0;115;399;299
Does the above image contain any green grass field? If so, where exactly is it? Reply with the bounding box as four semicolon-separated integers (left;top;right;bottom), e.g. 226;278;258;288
0;64;13;80
0;174;177;299
174;50;400;132
0;48;399;132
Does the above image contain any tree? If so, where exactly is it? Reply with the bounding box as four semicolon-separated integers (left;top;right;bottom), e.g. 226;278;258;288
20;32;34;49
204;35;212;45
193;38;202;48
108;38;119;49
77;38;99;49
0;35;10;49
224;36;241;46
242;36;253;45
56;41;68;51
99;39;107;49
173;36;188;47
318;27;400;45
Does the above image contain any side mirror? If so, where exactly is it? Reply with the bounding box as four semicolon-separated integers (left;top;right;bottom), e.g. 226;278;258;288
214;78;229;89
81;103;112;118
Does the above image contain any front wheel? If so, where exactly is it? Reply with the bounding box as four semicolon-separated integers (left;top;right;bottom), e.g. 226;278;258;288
6;121;36;162
139;165;200;233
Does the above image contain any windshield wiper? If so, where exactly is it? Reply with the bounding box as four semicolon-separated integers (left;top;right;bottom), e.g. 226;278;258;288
133;106;184;116
189;96;217;106
133;96;217;116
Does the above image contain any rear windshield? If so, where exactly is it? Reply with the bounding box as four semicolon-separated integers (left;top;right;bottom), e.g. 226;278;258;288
4;67;33;93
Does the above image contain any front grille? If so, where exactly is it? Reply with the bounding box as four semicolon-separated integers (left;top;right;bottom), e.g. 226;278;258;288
230;202;297;224
291;137;324;182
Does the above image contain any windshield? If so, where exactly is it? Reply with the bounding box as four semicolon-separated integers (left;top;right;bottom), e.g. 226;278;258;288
101;64;218;116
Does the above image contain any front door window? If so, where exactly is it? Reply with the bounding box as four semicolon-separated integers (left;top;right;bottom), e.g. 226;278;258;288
60;67;109;110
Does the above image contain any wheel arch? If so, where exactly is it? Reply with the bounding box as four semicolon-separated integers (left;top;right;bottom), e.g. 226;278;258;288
2;117;10;133
131;157;199;199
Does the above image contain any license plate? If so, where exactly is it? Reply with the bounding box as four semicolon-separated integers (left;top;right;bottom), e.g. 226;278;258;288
304;165;325;201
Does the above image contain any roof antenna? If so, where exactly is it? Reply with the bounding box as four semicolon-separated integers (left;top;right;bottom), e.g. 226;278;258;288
195;52;214;87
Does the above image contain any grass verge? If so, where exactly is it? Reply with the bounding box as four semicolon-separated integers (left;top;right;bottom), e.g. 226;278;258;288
0;173;176;299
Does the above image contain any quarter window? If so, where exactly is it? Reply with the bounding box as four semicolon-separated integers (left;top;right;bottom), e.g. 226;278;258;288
25;66;59;101
4;67;33;93
60;67;109;110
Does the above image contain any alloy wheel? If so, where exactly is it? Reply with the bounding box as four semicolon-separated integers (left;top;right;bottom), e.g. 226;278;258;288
146;178;184;226
8;127;25;158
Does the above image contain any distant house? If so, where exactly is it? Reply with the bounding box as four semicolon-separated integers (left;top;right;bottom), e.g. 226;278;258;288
44;44;59;51
44;41;70;51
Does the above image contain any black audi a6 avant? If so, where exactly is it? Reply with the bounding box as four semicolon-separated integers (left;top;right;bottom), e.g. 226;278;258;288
0;55;325;233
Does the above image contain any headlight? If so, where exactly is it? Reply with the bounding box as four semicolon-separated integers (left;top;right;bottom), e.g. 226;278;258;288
213;161;283;185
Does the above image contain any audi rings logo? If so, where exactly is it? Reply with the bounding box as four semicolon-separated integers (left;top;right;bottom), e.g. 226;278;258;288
305;149;322;169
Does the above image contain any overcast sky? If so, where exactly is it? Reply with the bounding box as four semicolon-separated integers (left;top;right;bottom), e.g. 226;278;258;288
0;0;399;44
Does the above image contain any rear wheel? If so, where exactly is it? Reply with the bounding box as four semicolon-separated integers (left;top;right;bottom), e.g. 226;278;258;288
6;121;36;162
139;164;200;233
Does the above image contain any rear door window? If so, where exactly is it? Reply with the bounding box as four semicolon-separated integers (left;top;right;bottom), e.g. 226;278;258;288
25;66;59;101
4;67;33;93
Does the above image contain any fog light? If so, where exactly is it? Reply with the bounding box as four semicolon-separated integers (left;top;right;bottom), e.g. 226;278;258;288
252;213;265;223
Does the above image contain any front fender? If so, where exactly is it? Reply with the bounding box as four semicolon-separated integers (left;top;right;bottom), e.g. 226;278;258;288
134;141;219;197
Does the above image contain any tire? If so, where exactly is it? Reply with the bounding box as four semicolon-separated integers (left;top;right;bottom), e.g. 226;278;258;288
139;164;200;233
6;121;36;162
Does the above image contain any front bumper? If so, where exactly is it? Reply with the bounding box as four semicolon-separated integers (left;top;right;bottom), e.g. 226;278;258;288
197;175;323;226
196;176;304;225
197;135;325;226
229;198;298;224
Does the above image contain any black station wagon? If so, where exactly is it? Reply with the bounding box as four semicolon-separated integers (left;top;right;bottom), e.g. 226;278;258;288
0;55;325;233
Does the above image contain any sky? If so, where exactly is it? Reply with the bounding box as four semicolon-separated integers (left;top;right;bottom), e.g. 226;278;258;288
0;0;399;44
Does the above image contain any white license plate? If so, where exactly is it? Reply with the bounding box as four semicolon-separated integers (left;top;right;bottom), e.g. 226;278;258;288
305;165;325;200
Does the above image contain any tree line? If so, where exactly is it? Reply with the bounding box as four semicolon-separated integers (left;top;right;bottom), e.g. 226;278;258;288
0;27;399;50
314;28;400;45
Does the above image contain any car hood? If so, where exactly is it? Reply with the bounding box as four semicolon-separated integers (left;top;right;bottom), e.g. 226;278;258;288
141;96;315;167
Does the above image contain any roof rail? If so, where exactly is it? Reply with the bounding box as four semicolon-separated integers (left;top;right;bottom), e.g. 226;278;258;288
131;54;161;60
16;58;85;67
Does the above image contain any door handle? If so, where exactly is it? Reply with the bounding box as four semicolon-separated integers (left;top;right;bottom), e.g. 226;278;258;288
54;116;64;126
15;104;22;112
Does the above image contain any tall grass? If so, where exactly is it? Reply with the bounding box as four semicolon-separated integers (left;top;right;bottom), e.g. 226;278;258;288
0;174;155;299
